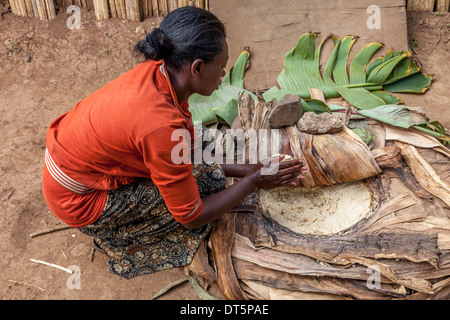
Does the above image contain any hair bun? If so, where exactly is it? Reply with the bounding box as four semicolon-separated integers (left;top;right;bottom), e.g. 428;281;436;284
134;28;174;61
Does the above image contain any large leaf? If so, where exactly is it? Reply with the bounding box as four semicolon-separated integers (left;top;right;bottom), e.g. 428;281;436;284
357;105;428;128
262;33;432;110
189;50;254;126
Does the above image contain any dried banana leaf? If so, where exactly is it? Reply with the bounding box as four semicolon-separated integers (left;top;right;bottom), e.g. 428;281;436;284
189;33;449;300
191;140;450;299
395;141;450;207
210;212;247;300
240;94;381;187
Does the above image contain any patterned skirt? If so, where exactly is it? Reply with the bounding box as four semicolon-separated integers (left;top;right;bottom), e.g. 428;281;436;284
79;161;226;279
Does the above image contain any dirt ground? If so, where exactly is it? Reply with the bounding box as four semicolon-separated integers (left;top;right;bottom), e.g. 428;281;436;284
0;7;449;300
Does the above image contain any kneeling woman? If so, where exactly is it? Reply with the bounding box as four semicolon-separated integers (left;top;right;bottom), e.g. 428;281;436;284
42;7;305;279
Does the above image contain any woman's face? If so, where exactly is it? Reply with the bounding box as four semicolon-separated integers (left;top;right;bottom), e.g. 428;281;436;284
194;40;229;96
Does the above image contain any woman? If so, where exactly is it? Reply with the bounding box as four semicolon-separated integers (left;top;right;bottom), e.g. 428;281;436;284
42;7;305;279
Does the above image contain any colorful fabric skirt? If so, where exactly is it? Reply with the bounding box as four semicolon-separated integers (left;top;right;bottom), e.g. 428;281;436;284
79;161;226;279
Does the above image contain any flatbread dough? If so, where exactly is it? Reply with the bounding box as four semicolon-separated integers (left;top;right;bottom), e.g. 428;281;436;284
259;181;376;235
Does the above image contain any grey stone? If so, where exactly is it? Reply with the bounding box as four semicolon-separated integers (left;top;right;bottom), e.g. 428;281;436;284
268;94;303;128
297;112;344;134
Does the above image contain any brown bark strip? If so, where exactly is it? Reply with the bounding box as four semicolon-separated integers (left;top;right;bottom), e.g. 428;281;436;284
210;212;247;300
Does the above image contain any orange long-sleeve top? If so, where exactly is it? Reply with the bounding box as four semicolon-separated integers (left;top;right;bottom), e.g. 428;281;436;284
42;60;203;228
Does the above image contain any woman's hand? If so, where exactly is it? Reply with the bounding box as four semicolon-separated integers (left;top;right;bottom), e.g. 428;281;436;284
247;155;307;189
183;155;307;229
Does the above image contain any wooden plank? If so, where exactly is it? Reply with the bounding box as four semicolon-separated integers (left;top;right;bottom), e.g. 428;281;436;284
407;0;435;11
210;0;409;92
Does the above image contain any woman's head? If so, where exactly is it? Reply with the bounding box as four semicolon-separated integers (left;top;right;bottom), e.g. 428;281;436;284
134;7;227;72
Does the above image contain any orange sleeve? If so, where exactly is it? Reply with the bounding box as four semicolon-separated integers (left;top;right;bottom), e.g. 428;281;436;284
137;122;203;224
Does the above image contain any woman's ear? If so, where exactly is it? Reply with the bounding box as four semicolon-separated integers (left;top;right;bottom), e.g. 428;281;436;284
191;59;204;79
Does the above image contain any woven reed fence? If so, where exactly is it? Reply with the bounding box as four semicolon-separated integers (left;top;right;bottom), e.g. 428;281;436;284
6;0;449;22
407;0;449;12
6;0;209;21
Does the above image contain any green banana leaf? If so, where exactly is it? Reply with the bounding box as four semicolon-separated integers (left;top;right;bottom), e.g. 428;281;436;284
262;33;432;109
188;50;255;126
357;105;428;128
355;105;449;144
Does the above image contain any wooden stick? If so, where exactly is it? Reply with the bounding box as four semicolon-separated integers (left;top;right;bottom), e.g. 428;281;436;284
132;0;140;21
124;0;131;19
125;0;140;21
151;0;157;16
428;25;443;56
17;0;27;16
36;0;47;20
93;0;109;20
150;277;189;300
436;0;449;12
43;0;49;19
30;0;39;18
9;280;45;292
108;0;117;18
47;0;56;20
157;0;167;16
30;259;74;274
177;0;187;8
30;225;72;238
89;247;95;262
407;0;435;11
205;0;208;10
9;0;20;16
146;0;152;17
194;0;203;9
87;0;94;10
24;0;34;16
167;0;176;12
115;0;126;19
140;0;146;18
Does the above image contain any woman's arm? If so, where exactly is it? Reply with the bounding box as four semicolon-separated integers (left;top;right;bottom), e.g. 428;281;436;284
219;161;253;178
183;157;306;229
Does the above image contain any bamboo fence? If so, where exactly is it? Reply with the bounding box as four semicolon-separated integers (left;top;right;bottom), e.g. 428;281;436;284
6;0;449;21
7;0;209;20
407;0;449;12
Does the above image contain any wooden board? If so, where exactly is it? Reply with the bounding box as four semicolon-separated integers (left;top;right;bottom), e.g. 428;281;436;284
210;0;409;92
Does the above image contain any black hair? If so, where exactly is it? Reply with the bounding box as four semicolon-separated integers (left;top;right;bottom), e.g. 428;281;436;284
134;6;226;70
